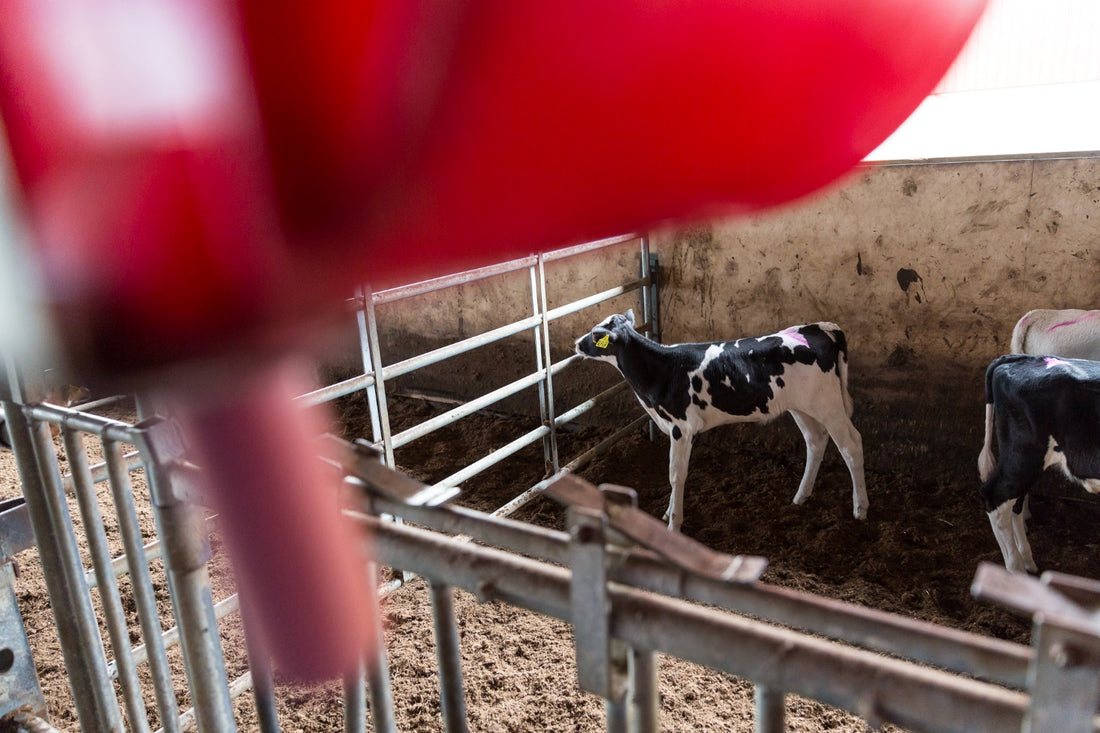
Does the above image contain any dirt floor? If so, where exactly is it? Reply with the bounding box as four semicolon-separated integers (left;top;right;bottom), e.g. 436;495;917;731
5;364;1100;731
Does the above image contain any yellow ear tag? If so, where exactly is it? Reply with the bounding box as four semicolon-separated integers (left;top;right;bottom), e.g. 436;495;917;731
594;334;610;349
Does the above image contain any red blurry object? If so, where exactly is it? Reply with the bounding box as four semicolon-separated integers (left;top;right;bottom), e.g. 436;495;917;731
0;0;987;680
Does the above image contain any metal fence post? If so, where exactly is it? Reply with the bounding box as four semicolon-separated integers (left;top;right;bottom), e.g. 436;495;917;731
136;416;237;733
536;255;561;476
429;581;470;733
2;392;123;732
361;286;396;468
568;505;630;732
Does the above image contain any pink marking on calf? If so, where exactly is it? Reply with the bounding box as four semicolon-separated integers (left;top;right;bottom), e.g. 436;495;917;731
1047;311;1100;333
1044;357;1070;369
778;327;809;348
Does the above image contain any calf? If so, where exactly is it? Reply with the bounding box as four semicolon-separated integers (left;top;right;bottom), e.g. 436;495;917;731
1011;308;1100;359
574;310;867;531
977;354;1100;573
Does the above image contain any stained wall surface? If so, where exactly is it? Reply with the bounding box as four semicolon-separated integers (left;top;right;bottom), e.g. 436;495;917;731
650;156;1100;376
333;156;1099;405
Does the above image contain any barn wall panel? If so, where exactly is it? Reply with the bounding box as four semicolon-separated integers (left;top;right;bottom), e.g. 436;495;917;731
651;156;1100;374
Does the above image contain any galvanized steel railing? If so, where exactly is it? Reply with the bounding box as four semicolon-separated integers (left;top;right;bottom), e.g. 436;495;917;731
297;233;658;511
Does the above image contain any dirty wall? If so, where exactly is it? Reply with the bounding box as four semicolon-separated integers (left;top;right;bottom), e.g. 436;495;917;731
651;156;1100;378
328;155;1099;406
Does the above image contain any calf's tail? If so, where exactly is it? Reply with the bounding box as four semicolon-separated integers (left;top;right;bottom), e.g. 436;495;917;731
834;327;854;419
1009;312;1033;354
977;402;996;482
978;354;1034;482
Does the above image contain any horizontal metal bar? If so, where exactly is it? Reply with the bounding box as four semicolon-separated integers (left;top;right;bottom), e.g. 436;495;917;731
553;382;633;429
538;234;642;264
353;466;1029;688
24;403;137;444
62;450;143;494
107;594;240;681
361;515;1044;733
170;669;252;733
368;233;641;307
543;279;646;323
372;257;539;306
84;515;219;589
433;424;550;490
382;315;542;382
392;371;544;449
356;492;571;567
72;395;128;413
295;373;375;407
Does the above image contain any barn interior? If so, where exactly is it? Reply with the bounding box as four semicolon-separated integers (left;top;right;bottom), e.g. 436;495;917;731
3;2;1100;732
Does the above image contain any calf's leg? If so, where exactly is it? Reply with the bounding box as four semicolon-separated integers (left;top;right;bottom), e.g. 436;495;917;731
1009;505;1038;573
988;500;1034;573
789;410;828;507
822;414;868;519
664;431;694;532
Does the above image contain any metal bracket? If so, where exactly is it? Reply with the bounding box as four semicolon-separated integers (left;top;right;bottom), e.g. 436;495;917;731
972;562;1100;733
0;498;34;564
132;416;204;507
544;473;767;583
0;562;47;721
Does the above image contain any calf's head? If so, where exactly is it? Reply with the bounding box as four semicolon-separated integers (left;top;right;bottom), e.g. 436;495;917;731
575;310;637;363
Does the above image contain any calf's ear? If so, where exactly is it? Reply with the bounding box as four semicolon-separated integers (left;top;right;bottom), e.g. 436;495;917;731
624;309;636;327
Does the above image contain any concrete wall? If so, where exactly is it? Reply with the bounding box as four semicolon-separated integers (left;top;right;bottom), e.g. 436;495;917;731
324;156;1099;408
651;156;1100;377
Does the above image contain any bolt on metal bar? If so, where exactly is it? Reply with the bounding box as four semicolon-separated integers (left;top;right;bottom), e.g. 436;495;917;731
62;428;151;733
4;398;124;732
102;437;183;731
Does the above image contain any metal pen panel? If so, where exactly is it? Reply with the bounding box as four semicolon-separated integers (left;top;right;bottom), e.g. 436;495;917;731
62;428;151;733
102;437;182;732
4;399;123;732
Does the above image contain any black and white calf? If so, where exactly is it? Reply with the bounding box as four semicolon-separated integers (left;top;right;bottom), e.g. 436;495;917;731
574;310;868;531
977;354;1100;573
1011;308;1100;359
